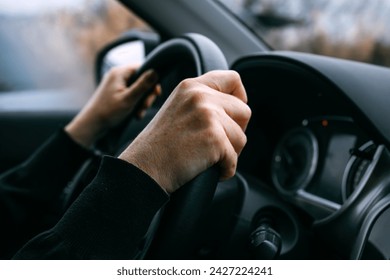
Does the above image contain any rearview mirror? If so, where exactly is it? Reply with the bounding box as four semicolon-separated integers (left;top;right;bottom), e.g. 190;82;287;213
95;30;159;84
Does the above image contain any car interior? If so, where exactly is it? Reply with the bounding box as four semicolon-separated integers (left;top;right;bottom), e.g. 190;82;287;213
1;0;390;260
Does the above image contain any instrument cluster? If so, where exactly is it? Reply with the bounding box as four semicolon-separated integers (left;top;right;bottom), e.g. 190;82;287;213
270;116;373;219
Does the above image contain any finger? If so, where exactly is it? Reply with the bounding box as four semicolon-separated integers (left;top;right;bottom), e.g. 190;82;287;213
154;84;162;96
122;68;137;82
219;113;248;155
137;109;147;119
136;85;161;119
136;95;157;119
143;91;158;108
213;89;252;131
197;70;248;103
107;64;139;83
218;135;238;181
198;84;251;131
206;122;239;181
125;69;159;103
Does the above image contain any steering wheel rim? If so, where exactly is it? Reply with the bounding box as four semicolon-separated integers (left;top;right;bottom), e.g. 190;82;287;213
114;33;229;259
97;33;228;154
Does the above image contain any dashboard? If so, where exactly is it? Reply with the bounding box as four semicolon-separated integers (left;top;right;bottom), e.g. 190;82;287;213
236;55;373;219
227;52;390;259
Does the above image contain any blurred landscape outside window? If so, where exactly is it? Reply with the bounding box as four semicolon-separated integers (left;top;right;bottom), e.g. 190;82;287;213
0;0;151;98
3;0;390;100
218;0;390;68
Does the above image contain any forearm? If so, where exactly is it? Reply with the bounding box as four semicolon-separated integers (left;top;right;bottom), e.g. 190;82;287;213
0;129;94;201
0;129;95;258
13;156;169;260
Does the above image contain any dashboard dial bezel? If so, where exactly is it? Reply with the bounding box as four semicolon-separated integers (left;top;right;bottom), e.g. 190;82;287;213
271;127;319;195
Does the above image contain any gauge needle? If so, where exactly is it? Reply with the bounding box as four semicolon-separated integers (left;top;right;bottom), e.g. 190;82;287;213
282;148;294;166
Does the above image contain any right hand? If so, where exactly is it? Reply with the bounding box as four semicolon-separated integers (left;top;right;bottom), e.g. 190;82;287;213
119;70;251;194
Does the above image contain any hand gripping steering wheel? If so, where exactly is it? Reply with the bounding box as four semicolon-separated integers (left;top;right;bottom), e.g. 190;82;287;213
113;33;229;259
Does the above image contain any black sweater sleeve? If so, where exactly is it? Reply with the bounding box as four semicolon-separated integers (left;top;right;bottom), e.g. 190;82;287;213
13;156;169;260
0;129;94;258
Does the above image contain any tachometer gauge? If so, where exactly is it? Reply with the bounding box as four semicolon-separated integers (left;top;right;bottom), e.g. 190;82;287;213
271;128;319;194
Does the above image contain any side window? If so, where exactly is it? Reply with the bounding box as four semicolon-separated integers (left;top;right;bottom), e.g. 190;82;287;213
0;0;153;97
217;0;390;68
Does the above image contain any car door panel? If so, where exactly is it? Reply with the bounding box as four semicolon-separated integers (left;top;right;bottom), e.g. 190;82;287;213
0;91;82;172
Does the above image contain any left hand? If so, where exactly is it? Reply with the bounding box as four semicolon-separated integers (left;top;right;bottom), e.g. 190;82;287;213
65;65;161;147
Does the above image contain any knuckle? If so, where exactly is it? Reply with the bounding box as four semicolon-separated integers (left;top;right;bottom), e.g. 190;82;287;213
239;132;248;148
226;165;236;178
174;78;201;102
222;152;238;179
107;67;120;78
187;89;206;106
197;104;217;123
235;134;247;155
228;70;241;81
178;78;196;91
182;87;215;119
243;104;252;120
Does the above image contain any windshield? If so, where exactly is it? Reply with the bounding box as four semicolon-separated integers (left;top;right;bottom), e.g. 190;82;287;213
217;0;390;68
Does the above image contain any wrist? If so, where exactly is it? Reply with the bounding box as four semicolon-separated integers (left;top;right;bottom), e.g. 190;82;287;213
118;143;175;194
65;116;104;148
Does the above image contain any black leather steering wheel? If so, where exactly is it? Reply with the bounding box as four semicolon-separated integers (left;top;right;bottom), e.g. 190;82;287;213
111;33;229;259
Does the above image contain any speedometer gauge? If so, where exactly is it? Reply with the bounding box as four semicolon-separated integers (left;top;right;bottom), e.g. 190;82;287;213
271;128;319;194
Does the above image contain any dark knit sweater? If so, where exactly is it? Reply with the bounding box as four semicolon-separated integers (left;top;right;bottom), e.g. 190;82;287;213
0;130;168;259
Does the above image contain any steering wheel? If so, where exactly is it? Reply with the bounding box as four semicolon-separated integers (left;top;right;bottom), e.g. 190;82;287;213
106;33;228;259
